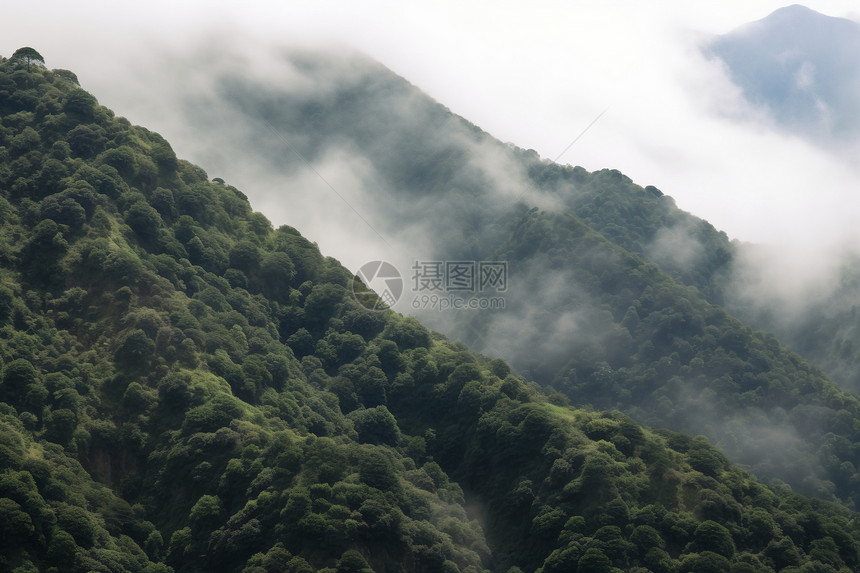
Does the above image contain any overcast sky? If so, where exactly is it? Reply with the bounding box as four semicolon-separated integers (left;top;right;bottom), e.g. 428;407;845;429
5;1;860;253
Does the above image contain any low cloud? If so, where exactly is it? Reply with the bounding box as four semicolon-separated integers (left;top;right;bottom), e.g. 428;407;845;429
7;2;860;255
645;223;706;276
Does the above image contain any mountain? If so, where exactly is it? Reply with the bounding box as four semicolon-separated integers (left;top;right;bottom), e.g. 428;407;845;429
3;48;860;572
704;4;860;145
694;5;860;393
133;45;860;509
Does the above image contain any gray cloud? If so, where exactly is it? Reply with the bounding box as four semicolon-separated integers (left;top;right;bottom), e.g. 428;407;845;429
645;222;706;277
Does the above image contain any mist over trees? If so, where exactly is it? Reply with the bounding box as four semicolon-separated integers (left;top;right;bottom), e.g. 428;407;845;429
136;44;860;509
3;42;860;573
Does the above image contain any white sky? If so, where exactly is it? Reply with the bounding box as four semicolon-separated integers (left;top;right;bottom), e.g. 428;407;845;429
5;1;860;251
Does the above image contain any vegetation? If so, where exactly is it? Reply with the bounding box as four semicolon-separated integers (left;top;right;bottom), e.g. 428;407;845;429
197;48;860;507
1;48;860;572
457;168;860;508
520;151;860;403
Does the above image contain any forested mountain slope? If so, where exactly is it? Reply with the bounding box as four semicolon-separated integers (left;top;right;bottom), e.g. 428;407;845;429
2;48;860;572
161;47;860;508
464;189;860;504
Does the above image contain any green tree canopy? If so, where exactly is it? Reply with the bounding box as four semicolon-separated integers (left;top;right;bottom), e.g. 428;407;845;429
11;47;44;71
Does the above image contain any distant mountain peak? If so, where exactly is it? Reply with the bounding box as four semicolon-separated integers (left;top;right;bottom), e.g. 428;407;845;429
772;3;850;20
705;4;860;143
772;4;825;17
741;3;860;37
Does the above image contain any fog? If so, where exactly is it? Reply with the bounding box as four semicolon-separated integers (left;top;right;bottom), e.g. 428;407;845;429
7;3;856;360
7;4;858;321
6;2;860;253
6;1;860;500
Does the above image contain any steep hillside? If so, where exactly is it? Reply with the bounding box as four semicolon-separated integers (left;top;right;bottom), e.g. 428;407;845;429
156;46;860;508
520;154;860;400
2;48;860;573
463;188;860;504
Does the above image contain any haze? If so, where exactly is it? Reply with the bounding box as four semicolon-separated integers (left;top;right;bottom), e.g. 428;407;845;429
7;0;860;503
5;0;860;262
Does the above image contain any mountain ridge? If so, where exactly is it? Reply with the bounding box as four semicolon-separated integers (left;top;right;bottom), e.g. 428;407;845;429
162;44;860;506
2;47;860;573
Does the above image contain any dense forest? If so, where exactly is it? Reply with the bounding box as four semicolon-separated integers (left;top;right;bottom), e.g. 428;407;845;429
491;162;860;508
182;48;860;509
2;47;860;573
518;149;860;400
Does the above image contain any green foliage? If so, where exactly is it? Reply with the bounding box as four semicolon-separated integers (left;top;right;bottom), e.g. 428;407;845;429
64;88;98;121
189;494;223;531
114;329;156;370
1;49;860;573
11;47;45;72
688;520;735;558
67;123;106;157
442;197;860;507
348;406;400;446
336;550;373;573
1;358;39;401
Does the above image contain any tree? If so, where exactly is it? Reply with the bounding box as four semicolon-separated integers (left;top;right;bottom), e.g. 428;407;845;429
11;126;40;156
303;283;346;331
0;285;12;323
688;520;735;558
46;530;77;564
55;504;96;548
349;406;401;446
52;68;79;85
23;219;68;287
259;251;296;300
1;359;39;401
630;525;665;555
0;497;35;548
229;240;262;274
577;548;612;573
122;381;153;414
64;88;98;121
114;329;155;370
381;316;431;349
126;201;162;244
11;47;44;72
541;546;582;573
151;141;178;173
66;124;106;157
150;187;177;220
45;408;77;444
100;146;137;178
40;194;86;228
189;494;222;533
806;536;845;569
287;328;315;358
337;549;374;573
356;366;388;407
144;530;164;561
678;551;731;573
359;449;398;491
687;443;728;477
763;537;802;569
